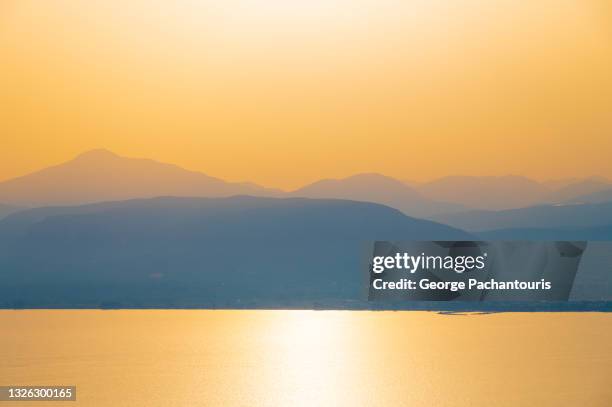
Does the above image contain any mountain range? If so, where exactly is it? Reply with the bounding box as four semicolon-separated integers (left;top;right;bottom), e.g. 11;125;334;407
1;149;611;308
415;175;611;210
290;173;465;218
565;187;612;205
1;149;609;218
478;224;612;240
0;196;469;308
0;149;281;207
430;201;612;231
426;201;612;240
0;150;462;217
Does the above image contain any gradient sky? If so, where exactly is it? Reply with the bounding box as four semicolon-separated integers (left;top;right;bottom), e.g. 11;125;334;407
1;0;611;189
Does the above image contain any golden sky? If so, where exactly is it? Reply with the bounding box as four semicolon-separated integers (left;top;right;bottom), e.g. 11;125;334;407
1;0;611;189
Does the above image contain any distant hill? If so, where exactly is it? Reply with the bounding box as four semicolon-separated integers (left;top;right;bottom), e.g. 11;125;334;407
291;173;465;218
0;196;469;308
0;204;22;220
416;175;549;210
414;175;611;210
545;177;611;203
430;202;612;232
0;149;280;206
566;187;612;205
542;178;583;190
478;225;612;240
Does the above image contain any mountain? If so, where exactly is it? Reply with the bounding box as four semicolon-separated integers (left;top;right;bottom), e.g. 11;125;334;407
0;204;22;220
542;178;583;190
3;148;608;216
545;177;611;203
413;175;612;210
430;202;612;232
416;175;549;211
0;196;470;308
479;224;612;240
0;149;280;206
566;187;612;205
291;173;465;218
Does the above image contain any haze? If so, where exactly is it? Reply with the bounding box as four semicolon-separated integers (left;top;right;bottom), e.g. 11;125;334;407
2;0;611;189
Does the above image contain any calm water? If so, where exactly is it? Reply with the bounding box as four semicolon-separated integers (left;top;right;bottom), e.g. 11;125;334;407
1;310;611;406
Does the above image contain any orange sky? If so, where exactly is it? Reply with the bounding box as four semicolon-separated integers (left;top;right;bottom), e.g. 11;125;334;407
1;0;611;189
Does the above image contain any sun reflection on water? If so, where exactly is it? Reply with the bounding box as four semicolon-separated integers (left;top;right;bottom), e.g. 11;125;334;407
1;311;611;406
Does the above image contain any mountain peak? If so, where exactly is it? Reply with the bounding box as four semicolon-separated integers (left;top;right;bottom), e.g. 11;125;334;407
0;149;275;206
344;173;401;183
74;149;120;160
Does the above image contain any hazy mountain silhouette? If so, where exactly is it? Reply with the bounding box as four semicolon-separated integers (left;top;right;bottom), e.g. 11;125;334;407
478;224;612;240
0;149;281;206
0;196;470;308
291;173;465;217
0;204;22;220
430;202;612;232
545;177;611;203
566;187;612;205
0;204;25;219
1;149;609;217
413;175;612;211
542;178;582;190
416;175;549;210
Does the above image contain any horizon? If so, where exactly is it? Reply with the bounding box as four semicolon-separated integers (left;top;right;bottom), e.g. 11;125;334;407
0;148;609;191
